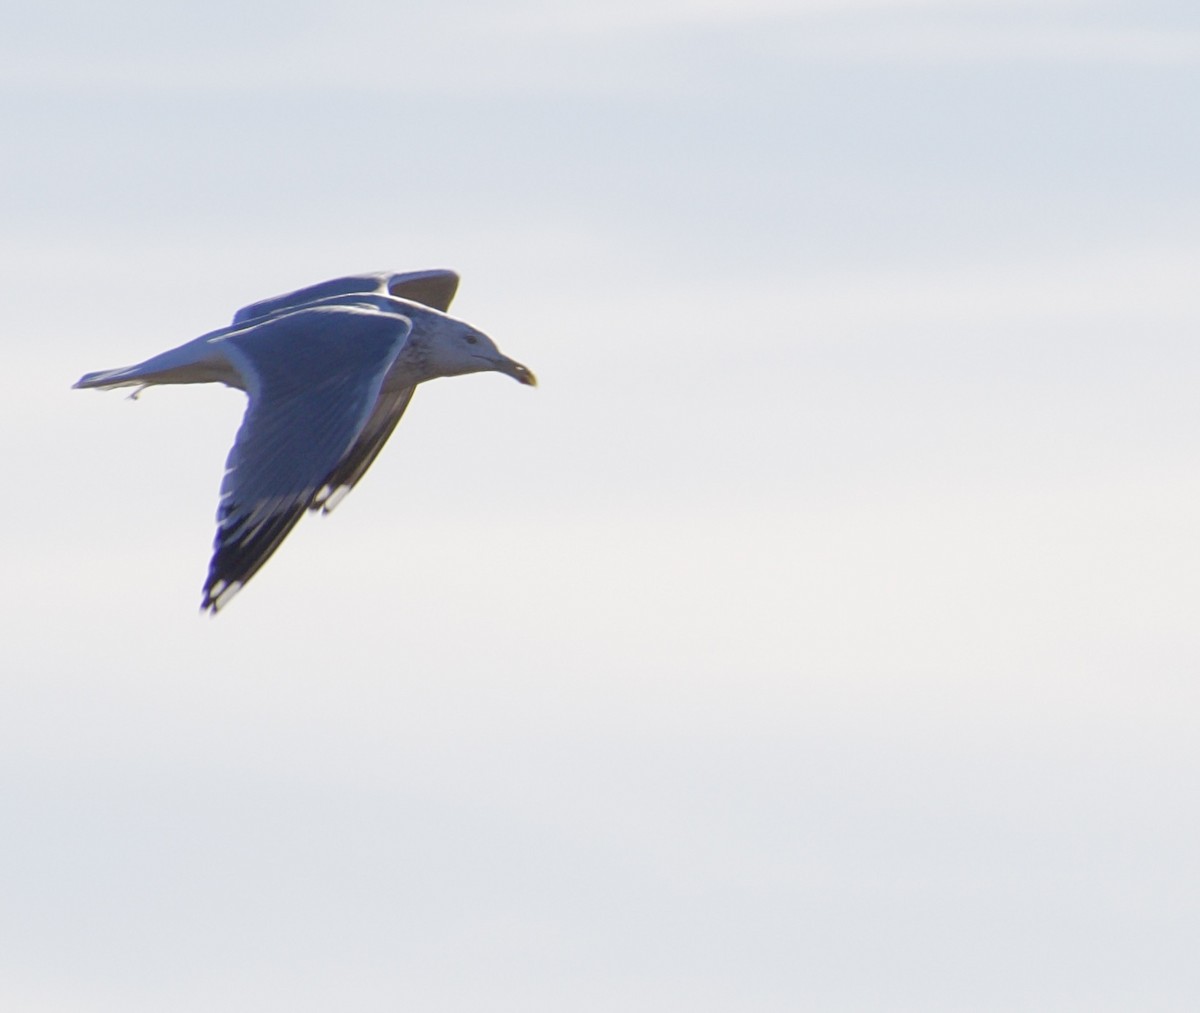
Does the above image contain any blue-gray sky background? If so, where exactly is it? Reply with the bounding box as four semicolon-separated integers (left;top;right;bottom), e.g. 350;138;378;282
3;1;1199;1009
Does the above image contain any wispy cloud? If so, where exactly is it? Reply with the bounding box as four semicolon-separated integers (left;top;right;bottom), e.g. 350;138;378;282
788;245;1200;332
495;0;1089;33
785;23;1200;65
1;0;1195;97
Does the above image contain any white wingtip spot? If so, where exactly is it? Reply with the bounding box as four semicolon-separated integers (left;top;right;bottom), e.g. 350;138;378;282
213;580;243;611
322;485;352;513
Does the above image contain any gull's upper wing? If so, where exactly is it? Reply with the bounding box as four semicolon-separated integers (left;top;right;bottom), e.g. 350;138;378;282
203;306;413;612
384;269;459;312
232;269;460;325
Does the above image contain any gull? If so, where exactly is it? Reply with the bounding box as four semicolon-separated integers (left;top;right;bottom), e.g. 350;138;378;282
73;269;536;613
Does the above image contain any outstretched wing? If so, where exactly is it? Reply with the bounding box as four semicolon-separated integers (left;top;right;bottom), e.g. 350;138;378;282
203;307;412;612
232;269;459;325
312;383;417;514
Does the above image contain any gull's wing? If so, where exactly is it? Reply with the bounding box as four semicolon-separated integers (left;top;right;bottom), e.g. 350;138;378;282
384;269;459;312
232;269;460;325
312;383;417;513
203;306;413;612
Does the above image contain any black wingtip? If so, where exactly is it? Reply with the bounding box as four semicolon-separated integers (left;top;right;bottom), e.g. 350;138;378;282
201;577;245;614
201;503;309;615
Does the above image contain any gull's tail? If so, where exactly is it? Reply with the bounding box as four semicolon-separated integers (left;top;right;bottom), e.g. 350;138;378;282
72;335;241;393
72;364;147;391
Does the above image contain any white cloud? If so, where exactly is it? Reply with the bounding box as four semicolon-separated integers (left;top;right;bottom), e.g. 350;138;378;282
490;0;1090;34
788;244;1200;331
0;0;1193;96
788;23;1200;65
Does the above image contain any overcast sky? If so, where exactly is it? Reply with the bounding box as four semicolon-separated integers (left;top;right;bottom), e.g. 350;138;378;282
3;1;1200;1010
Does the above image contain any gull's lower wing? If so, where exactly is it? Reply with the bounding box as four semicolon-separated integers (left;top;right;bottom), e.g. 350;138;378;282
312;383;417;514
203;307;412;612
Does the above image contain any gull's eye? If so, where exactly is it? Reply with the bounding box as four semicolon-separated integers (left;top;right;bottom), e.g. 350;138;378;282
464;335;478;345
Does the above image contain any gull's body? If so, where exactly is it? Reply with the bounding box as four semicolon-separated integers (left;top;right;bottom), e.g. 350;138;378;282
73;269;535;612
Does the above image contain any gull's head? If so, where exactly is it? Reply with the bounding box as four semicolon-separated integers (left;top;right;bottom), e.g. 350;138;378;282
421;319;537;387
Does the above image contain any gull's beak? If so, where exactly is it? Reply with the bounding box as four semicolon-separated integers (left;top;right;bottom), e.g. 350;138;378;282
493;355;537;387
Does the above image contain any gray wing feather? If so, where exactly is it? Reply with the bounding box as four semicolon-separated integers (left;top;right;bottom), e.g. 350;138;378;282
202;307;412;611
232;269;459;324
312;384;417;513
385;270;459;312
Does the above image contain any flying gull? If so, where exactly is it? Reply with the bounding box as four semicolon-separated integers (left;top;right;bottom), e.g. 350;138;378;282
73;269;536;613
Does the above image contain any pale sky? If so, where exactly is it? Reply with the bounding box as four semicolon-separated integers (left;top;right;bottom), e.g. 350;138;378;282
3;1;1199;1010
